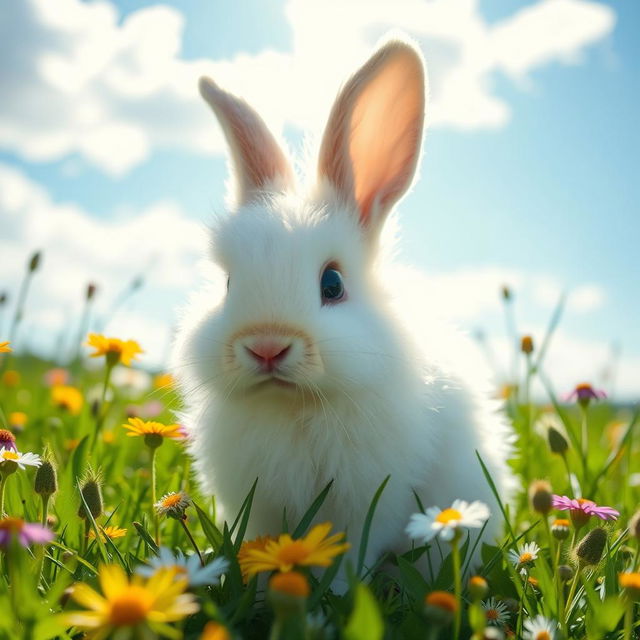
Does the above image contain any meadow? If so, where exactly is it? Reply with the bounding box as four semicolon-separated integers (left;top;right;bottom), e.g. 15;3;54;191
0;254;639;640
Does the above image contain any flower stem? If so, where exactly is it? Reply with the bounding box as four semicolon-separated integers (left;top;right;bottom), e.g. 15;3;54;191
516;571;529;638
150;446;158;545
565;566;581;622
180;517;204;566
92;363;114;450
40;494;50;527
0;475;6;516
451;537;462;640
623;602;633;640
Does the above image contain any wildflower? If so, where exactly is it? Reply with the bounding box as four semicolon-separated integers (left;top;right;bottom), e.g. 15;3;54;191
51;385;83;415
238;536;275;581
137;547;228;587
87;333;143;367
481;597;511;628
239;522;350;578
424;591;458;625
8;412;27;432
44;368;70;386
88;526;127;542
575;527;607;567
200;622;231;640
2;370;20;387
0;448;42;471
0;341;11;353
566;382;606;407
523;614;558;640
153;373;175;390
551;518;570;540
122;417;182;448
468;575;489;600
269;571;310;598
552;495;619;527
0;430;16;451
155;492;191;520
0;517;54;548
619;572;640;600
508;541;540;571
406;500;490;543
58;564;199;637
521;335;534;354
528;480;552;514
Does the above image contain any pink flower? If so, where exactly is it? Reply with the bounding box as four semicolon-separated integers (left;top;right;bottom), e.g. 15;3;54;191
0;429;17;451
552;495;619;522
0;517;54;548
566;383;606;406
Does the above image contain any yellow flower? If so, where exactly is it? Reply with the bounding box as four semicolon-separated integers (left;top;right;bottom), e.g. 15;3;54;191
154;492;191;519
238;522;350;578
0;341;11;353
58;564;199;638
52;385;83;415
8;412;27;429
619;572;640;600
238;536;275;582
2;370;20;387
269;571;310;598
200;622;232;640
87;333;143;367
424;590;458;613
122;417;182;440
88;526;128;542
153;373;175;390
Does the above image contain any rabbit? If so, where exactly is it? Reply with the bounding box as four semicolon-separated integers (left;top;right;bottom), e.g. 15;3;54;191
171;36;513;580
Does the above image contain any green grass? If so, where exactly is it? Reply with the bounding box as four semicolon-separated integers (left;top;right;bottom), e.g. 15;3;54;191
1;316;639;639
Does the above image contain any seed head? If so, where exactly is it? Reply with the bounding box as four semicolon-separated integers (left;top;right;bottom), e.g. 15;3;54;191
29;251;42;272
575;527;607;567
77;474;103;520
547;426;569;455
529;480;553;515
35;459;58;496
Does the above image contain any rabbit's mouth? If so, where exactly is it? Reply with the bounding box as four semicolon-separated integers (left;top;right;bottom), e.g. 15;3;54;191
252;375;298;391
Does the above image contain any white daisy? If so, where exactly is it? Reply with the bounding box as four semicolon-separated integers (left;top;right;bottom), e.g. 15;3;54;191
523;614;558;640
0;448;42;470
481;597;511;628
406;499;490;543
137;547;229;587
508;541;540;570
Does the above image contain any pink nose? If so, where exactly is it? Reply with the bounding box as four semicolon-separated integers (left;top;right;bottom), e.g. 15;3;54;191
245;340;291;372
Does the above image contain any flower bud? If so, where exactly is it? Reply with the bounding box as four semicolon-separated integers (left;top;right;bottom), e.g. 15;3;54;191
521;335;534;355
268;571;309;617
0;292;6;305
575;527;607;567
144;433;163;449
551;518;570;540
628;510;640;540
78;476;103;520
29;250;42;272
547;426;569;455
468;575;489;600
424;591;458;626
529;480;552;515
619;572;640;601
86;283;97;301
558;564;574;582
200;622;232;640
501;286;511;301
35;460;58;496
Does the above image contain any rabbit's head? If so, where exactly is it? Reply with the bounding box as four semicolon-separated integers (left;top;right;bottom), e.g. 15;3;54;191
178;39;426;408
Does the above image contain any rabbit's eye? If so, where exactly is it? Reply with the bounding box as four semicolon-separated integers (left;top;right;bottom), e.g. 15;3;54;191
321;266;344;302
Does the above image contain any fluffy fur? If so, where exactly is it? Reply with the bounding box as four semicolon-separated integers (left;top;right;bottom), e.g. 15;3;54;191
172;37;512;577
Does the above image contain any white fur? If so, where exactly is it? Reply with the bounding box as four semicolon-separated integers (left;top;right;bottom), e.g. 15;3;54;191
171;38;512;578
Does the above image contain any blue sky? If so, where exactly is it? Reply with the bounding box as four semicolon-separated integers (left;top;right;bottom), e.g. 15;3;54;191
0;0;638;398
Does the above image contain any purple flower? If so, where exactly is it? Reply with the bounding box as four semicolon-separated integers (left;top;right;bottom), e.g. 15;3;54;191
0;517;54;548
0;429;17;451
552;495;619;522
566;383;607;406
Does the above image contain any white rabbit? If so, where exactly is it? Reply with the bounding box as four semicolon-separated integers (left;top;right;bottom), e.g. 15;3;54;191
172;37;512;578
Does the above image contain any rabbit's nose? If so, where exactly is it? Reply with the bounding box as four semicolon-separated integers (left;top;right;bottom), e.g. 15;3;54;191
244;340;291;372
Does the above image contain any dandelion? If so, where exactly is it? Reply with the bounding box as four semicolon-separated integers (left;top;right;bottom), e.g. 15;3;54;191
552;495;619;528
88;526;127;542
7;412;27;432
137;547;228;587
122;417;183;444
154;491;190;519
58;564;199;638
87;333;143;367
523;615;558;640
0;430;16;451
508;541;540;571
238;535;275;582
0;341;11;353
51;385;84;415
0;517;54;548
406;500;491;543
424;591;458;626
481;597;511;628
239;522;350;578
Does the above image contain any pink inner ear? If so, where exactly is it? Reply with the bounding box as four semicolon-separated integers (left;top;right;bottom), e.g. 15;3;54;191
318;43;425;229
200;78;293;201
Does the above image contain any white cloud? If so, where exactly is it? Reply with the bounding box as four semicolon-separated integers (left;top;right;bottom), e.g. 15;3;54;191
0;0;616;174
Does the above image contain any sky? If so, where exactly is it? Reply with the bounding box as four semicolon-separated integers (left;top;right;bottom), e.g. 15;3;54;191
0;0;638;399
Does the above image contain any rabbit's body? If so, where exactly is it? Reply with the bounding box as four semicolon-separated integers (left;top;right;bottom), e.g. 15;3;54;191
173;38;512;575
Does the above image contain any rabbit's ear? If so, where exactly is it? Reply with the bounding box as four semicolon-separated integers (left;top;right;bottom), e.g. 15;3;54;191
318;40;425;235
199;77;294;205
